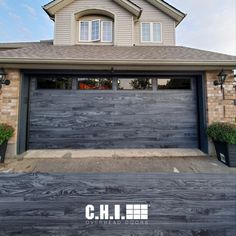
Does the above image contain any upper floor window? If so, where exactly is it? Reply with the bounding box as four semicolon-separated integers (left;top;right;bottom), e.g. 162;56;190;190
102;21;113;42
79;19;113;43
141;22;162;43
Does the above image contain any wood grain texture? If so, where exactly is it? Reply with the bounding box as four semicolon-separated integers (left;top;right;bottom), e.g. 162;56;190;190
229;145;236;166
28;78;198;149
0;173;235;236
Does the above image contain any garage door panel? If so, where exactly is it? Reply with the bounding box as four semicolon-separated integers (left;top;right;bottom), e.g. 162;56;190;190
45;93;195;106
29;119;197;131
30;101;196;116
75;111;197;121
28;77;199;149
29;128;198;139
29;112;197;121
29;139;198;149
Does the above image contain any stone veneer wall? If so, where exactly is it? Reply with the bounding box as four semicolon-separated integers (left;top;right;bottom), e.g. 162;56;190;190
0;69;21;156
206;71;236;124
206;70;236;155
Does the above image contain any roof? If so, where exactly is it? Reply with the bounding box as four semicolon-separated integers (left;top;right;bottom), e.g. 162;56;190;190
0;43;235;67
43;0;142;19
43;0;185;25
0;41;52;51
112;0;142;18
146;0;185;25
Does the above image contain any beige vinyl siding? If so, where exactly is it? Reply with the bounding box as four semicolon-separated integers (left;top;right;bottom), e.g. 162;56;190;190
54;0;133;46
132;0;176;46
54;13;72;45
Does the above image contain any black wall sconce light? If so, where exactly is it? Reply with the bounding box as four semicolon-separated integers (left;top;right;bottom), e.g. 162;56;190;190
214;69;227;90
0;69;10;89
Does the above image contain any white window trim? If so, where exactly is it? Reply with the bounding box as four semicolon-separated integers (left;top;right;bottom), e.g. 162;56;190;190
141;22;162;43
140;22;151;43
152;22;162;43
79;20;113;43
101;21;113;43
91;19;101;42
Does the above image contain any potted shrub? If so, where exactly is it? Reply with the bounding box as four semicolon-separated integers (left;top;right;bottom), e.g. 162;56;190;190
0;123;14;163
207;122;236;167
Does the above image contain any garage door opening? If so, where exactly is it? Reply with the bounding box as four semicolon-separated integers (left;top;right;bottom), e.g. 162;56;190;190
27;75;199;150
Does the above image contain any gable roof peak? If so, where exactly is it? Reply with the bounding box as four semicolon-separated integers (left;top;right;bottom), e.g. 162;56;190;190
43;0;186;25
146;0;186;25
43;0;143;19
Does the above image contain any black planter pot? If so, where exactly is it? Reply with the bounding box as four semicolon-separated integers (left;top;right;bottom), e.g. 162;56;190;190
214;141;236;167
0;141;8;164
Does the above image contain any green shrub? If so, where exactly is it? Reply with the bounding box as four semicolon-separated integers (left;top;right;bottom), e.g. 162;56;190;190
207;122;236;145
0;124;14;145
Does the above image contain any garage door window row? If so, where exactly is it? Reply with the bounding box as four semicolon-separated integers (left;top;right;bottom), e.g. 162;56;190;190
36;76;192;91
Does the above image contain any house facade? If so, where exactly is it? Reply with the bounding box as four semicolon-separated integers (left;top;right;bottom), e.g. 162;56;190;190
0;0;235;156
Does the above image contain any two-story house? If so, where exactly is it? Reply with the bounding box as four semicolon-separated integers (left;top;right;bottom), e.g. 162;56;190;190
0;0;235;157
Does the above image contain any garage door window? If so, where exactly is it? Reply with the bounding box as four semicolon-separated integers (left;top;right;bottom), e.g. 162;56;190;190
118;78;153;90
37;77;72;90
157;78;191;90
77;78;112;90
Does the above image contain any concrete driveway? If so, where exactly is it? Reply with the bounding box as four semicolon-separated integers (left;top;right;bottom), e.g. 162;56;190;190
1;155;236;173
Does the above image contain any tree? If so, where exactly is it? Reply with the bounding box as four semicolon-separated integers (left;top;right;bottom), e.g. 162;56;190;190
130;78;152;90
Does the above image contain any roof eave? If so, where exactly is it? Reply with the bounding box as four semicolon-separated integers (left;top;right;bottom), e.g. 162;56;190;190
43;0;75;20
175;13;186;26
43;0;143;20
146;0;186;26
0;58;235;67
43;6;55;21
113;0;142;18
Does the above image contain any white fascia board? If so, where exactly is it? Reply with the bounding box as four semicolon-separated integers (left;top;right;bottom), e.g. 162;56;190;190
43;0;74;17
113;0;142;18
0;58;236;67
44;0;143;19
146;0;186;26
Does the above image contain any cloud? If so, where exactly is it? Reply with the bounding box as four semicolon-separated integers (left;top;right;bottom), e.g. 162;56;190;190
22;4;37;19
8;12;22;22
0;0;10;10
19;26;32;37
167;0;236;55
0;0;5;6
6;11;33;41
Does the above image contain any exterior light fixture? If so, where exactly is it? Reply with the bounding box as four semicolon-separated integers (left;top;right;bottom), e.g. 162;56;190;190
214;69;227;89
111;67;115;74
0;69;10;89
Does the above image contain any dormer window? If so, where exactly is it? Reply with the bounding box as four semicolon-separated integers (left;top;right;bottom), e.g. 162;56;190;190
101;21;113;42
91;20;100;41
80;21;90;41
79;19;113;43
141;22;162;43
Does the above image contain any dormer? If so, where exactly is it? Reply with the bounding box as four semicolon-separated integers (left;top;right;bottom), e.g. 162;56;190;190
43;0;185;46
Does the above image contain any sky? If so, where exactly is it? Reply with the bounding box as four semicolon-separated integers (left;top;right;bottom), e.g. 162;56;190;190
0;0;235;55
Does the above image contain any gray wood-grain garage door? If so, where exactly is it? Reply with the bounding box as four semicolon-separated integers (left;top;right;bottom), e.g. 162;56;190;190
27;77;199;149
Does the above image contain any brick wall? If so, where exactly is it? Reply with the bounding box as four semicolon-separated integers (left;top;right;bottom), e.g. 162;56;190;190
0;69;21;156
206;70;236;124
206;70;236;155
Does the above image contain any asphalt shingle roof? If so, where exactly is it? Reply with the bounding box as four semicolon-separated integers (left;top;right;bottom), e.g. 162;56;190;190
0;41;52;51
0;42;235;65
